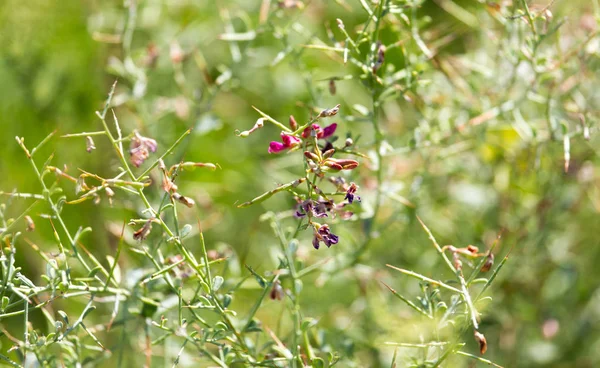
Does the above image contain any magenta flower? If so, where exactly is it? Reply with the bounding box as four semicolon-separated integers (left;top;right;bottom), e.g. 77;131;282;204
301;123;337;140
268;133;301;154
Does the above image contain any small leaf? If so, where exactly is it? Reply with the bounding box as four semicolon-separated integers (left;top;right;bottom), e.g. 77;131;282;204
212;276;224;291
57;310;69;325
312;358;325;368
222;294;232;308
180;224;193;239
1;296;8;311
141;300;159;318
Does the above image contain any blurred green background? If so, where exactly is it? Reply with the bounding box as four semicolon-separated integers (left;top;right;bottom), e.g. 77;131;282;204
1;0;600;367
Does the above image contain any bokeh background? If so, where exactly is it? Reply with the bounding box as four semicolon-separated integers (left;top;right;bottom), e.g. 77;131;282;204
1;0;599;367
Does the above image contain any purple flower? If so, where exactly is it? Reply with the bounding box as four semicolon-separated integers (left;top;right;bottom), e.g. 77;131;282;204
294;199;334;218
268;133;301;154
312;224;339;249
130;132;158;167
344;183;361;204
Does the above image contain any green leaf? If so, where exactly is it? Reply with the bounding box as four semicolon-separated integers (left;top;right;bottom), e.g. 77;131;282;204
212;276;224;291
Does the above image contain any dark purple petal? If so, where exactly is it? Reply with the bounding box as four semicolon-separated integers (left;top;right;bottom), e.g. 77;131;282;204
312;237;320;249
324;234;339;247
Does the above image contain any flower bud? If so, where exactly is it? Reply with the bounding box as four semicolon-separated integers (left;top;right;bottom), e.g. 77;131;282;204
304;151;320;162
289;115;298;130
86;136;96;153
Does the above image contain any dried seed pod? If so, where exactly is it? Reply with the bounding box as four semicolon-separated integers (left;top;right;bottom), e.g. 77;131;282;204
173;193;195;208
85;136;96;153
474;331;487;354
466;245;479;254
270;280;284;300
480;253;495;272
133;219;153;241
318;104;340;118
25;215;35;232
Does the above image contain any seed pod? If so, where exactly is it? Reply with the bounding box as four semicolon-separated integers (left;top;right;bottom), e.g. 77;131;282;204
25;216;35;232
133;219;153;241
173;193;195;208
270;280;284;300
85;136;96;153
466;245;479;254
318;104;340;118
480;253;495;272
474;331;487;354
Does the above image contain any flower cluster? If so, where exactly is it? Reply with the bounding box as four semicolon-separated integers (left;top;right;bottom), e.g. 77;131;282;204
129;131;157;167
238;104;362;250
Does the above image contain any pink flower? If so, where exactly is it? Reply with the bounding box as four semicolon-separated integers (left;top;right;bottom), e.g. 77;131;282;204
268;133;301;154
301;123;337;139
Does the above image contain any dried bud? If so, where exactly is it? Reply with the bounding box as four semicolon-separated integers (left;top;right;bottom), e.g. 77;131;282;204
318;104;340;118
453;252;462;271
480;253;495;272
474;331;487;354
345;137;353;147
373;41;386;73
466;245;479;254
270;280;284;300
25;215;35;232
105;187;115;197
329;79;336;95
336;18;345;30
173;193;195;208
133;219;153;241
162;175;178;193
158;159;166;171
86;136;96;153
237;118;264;138
289;115;298;131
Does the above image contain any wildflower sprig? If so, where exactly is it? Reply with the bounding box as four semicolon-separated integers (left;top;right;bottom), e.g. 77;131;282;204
238;103;361;250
